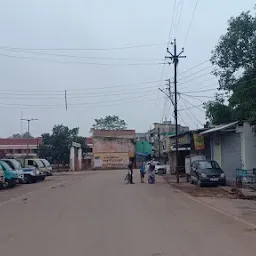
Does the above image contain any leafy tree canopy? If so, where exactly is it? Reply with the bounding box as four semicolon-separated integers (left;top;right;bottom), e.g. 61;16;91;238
38;124;87;164
11;132;33;138
205;9;256;124
90;115;127;132
204;94;234;125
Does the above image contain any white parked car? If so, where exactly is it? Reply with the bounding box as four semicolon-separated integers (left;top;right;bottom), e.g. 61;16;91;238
145;161;167;174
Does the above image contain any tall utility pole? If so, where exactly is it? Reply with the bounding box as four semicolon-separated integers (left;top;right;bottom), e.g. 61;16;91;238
158;127;161;162
165;39;186;183
21;118;38;155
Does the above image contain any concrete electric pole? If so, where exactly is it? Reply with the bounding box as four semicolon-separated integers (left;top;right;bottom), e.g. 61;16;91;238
165;39;186;183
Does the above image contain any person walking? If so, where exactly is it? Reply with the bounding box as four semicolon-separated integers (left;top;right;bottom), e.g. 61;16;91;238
148;161;156;184
140;162;145;183
128;160;134;184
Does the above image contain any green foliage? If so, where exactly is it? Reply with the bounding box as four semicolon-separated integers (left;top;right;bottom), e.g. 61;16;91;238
11;132;33;138
90;115;127;132
38;125;86;164
205;9;256;124
204;94;234;125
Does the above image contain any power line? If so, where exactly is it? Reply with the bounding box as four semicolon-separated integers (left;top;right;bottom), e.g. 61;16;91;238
178;71;213;86
0;46;162;62
167;0;178;44
183;0;199;46
0;88;159;100
179;59;210;75
0;94;165;109
179;77;217;90
177;112;188;126
0;92;158;107
0;79;163;94
0;43;165;51
0;52;166;66
180;97;204;126
154;0;178;118
181;88;217;93
173;0;185;37
179;65;212;81
179;103;204;111
180;93;215;99
179;101;199;128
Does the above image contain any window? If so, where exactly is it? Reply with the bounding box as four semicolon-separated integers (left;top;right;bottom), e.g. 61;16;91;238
28;160;34;166
198;161;221;170
6;161;15;170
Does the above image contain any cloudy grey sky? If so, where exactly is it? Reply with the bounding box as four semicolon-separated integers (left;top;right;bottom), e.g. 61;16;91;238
0;0;255;137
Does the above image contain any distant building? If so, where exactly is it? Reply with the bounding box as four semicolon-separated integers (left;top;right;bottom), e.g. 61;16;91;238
146;121;189;160
0;138;42;157
135;133;146;141
92;130;136;169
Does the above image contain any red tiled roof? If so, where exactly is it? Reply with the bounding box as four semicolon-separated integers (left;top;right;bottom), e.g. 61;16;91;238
0;138;43;145
93;130;135;137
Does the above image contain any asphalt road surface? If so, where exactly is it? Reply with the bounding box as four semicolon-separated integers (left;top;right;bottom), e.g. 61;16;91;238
0;170;255;256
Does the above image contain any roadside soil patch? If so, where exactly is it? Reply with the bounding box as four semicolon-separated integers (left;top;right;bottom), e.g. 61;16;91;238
163;175;245;199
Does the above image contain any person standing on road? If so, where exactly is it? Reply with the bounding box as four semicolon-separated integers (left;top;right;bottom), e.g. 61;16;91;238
140;162;145;183
128;160;134;184
148;161;156;184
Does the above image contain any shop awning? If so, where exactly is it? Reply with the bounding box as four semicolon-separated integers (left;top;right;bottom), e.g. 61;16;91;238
200;121;239;135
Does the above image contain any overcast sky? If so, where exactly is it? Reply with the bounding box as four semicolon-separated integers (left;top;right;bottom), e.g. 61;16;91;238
0;0;255;137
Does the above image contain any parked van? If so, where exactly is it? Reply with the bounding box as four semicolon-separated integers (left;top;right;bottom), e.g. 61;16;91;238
1;158;42;184
0;160;19;188
2;159;24;184
40;159;53;176
17;158;46;181
0;165;5;188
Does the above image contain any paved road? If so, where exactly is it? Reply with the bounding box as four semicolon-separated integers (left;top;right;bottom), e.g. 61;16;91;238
0;170;255;256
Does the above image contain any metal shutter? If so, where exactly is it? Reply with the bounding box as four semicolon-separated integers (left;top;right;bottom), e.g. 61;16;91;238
221;132;242;182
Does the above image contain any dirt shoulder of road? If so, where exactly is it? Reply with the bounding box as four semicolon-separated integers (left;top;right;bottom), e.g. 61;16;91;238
161;174;256;228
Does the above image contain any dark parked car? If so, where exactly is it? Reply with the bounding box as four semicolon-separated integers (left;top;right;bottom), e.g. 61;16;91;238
190;160;226;187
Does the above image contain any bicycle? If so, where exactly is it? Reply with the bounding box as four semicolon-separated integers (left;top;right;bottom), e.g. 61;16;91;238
124;171;131;184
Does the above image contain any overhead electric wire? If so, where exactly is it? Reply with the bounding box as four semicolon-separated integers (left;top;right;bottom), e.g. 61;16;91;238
0;46;162;62
0;52;166;66
155;0;178;118
178;71;213;86
180;97;204;126
0;88;159;100
179;65;212;81
178;111;188;126
179;59;210;75
179;103;204;111
0;43;165;51
181;88;217;93
179;77;217;91
179;95;205;112
183;0;199;46
0;92;158;107
179;100;200;127
0;79;163;94
180;93;215;100
173;0;185;37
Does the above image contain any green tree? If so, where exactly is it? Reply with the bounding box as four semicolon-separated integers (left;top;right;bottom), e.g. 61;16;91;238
38;125;85;164
90;115;127;132
205;9;256;123
11;132;33;138
204;94;234;125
